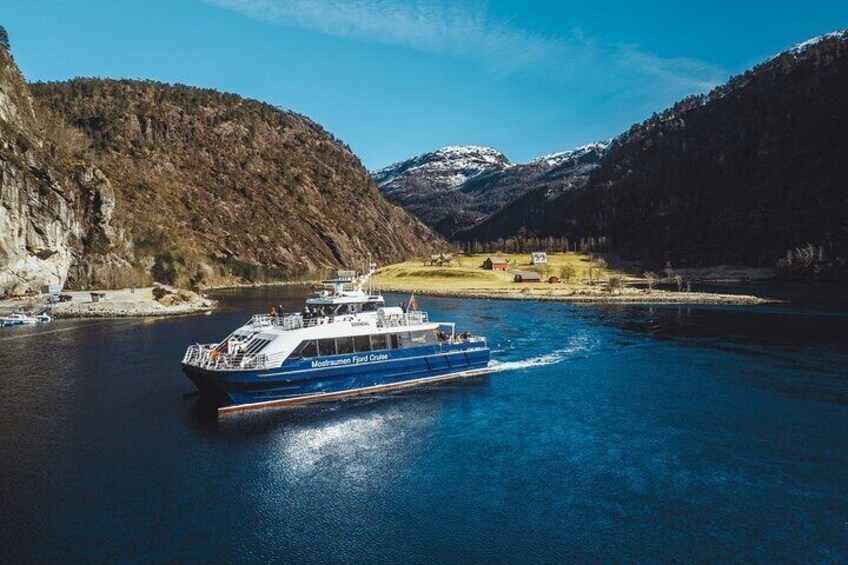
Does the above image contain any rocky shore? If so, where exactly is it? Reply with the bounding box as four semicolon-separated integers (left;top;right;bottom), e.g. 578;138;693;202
0;285;215;319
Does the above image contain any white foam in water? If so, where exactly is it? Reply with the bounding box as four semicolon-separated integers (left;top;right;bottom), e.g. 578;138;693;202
488;332;597;373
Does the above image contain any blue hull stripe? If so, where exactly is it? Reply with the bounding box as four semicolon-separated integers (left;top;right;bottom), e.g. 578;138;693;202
183;342;490;406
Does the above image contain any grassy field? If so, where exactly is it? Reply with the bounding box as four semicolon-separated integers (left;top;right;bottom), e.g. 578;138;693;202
373;252;617;292
372;252;769;305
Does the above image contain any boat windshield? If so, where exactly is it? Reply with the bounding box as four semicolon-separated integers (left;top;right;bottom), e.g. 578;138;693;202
305;301;383;317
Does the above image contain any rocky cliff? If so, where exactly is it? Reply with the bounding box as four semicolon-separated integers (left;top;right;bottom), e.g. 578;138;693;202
0;42;439;294
0;47;123;294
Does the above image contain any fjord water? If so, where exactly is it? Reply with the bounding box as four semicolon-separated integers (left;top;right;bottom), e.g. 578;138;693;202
1;286;846;563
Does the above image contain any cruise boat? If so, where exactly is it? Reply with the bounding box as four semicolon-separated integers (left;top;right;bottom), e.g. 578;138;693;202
181;263;490;415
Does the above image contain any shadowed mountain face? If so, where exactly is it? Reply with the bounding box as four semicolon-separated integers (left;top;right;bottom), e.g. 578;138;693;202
374;143;606;238
20;77;439;289
463;31;848;273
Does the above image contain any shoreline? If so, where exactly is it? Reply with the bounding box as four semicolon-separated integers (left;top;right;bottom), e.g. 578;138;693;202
372;285;773;305
206;279;320;291
1;286;215;320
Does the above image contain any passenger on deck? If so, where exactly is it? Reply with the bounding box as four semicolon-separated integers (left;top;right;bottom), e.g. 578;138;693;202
303;306;310;319
270;306;277;318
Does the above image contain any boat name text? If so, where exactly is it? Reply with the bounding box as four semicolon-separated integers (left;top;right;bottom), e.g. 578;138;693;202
311;353;390;368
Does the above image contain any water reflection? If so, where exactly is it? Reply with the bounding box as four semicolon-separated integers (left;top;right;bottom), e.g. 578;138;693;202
185;375;490;440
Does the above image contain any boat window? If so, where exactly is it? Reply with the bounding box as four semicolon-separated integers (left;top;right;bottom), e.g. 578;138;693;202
318;338;336;356
389;334;400;349
336;336;354;354
411;331;436;345
353;335;371;352
362;302;380;312
370;334;389;351
398;332;414;348
291;340;318;359
399;331;435;348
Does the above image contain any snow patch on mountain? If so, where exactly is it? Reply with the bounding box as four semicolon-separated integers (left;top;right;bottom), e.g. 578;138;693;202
374;145;513;192
531;141;610;168
766;29;848;63
787;30;847;55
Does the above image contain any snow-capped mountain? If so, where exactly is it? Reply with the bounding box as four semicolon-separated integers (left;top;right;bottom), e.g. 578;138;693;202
373;142;607;237
374;145;512;196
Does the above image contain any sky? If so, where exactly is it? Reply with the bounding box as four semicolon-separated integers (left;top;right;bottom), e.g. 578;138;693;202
3;1;847;169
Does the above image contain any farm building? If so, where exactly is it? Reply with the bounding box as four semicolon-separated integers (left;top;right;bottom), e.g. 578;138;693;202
531;252;548;265
483;256;508;271
514;271;542;283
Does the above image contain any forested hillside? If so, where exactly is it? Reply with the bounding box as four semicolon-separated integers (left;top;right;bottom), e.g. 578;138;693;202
24;78;438;289
466;31;848;275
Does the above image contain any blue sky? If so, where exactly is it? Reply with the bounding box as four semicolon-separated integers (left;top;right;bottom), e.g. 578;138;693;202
4;1;847;169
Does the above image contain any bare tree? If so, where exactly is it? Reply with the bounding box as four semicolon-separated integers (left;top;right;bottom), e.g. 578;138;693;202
608;275;624;294
674;274;683;292
560;265;576;284
643;271;657;293
665;261;674;281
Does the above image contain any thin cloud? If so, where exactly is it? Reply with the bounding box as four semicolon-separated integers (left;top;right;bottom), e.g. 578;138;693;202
206;0;727;93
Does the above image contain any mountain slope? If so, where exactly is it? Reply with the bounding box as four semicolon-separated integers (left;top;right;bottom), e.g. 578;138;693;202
374;143;606;237
28;78;439;288
373;146;512;233
467;30;848;271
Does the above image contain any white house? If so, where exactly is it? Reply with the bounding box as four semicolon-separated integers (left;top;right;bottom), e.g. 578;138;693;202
531;252;548;265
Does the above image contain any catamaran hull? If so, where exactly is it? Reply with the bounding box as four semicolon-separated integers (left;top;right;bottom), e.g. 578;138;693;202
182;343;490;414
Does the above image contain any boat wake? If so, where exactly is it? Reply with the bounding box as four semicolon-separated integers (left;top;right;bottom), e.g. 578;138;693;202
487;332;597;373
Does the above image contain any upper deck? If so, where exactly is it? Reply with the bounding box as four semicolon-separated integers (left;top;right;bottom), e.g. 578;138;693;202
247;309;429;332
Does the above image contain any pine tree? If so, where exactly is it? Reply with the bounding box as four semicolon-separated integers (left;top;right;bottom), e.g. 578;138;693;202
0;25;9;50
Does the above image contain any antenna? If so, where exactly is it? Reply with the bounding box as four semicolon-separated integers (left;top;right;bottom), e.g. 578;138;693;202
354;252;376;294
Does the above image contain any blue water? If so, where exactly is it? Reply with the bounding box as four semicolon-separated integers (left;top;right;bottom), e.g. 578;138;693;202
1;286;847;563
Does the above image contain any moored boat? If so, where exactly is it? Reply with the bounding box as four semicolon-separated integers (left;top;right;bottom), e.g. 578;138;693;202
181;263;490;415
0;312;53;327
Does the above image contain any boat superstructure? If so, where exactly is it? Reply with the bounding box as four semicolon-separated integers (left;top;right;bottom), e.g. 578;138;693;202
181;263;490;414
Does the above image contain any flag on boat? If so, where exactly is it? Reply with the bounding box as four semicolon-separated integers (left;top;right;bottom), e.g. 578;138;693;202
408;293;418;311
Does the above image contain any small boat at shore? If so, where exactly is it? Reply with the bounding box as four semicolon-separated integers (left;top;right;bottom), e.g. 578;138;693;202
1;312;53;327
181;263;491;415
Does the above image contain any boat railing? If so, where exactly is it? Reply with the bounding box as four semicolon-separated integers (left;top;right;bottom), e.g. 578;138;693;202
246;310;430;330
182;344;288;371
